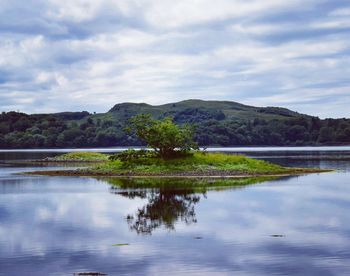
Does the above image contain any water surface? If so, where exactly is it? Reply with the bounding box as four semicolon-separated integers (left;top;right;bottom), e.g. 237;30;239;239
0;148;350;275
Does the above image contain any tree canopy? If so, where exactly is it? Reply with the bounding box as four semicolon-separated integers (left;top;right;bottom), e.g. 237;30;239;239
126;114;198;158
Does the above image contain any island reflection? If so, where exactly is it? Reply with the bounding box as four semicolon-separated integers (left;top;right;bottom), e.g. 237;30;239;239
106;177;277;234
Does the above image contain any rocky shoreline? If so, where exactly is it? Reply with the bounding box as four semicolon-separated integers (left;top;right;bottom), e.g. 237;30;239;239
25;167;332;178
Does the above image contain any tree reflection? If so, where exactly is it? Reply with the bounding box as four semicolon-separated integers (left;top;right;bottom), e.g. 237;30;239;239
125;188;200;234
106;177;278;234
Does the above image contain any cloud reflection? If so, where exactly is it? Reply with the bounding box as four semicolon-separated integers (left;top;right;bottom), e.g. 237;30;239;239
0;173;350;274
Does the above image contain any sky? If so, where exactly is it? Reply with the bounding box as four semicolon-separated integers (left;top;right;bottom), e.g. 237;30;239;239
0;0;349;118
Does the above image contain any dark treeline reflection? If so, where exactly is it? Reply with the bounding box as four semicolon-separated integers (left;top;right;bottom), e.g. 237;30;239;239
106;177;277;234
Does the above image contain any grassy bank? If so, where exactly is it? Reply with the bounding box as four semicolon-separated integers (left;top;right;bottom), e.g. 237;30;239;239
29;151;330;177
44;152;110;162
94;152;287;174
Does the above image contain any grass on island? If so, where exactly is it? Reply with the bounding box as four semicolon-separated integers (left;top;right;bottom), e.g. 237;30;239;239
31;151;328;177
51;152;110;162
87;151;316;176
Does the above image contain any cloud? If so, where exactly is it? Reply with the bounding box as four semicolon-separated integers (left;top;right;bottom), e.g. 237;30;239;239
0;0;349;118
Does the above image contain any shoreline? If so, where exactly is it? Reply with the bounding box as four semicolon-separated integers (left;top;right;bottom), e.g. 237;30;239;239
1;145;350;153
24;168;332;178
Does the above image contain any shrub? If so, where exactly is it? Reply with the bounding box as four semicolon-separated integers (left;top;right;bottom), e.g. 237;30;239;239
109;149;156;163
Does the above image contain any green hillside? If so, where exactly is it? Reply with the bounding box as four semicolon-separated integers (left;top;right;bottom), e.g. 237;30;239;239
1;99;349;148
108;99;302;121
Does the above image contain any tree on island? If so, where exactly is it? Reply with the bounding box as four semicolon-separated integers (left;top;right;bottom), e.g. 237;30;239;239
125;114;199;159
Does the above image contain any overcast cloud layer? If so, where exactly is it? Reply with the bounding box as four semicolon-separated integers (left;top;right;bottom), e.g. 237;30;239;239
0;0;349;118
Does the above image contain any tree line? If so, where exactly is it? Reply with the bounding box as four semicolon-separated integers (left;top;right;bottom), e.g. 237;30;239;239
0;109;349;148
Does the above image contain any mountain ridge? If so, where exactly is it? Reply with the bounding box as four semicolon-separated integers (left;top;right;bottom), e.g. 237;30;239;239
109;99;307;119
107;99;309;124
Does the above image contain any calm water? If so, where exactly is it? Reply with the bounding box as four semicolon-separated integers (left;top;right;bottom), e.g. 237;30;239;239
1;147;350;275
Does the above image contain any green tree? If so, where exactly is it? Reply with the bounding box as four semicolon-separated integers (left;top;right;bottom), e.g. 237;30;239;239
126;114;198;158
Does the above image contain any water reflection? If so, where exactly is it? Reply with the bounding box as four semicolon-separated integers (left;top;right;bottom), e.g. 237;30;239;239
107;177;277;234
1;149;350;275
123;188;199;234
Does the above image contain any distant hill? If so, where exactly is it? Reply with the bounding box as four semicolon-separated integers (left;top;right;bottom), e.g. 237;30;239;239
108;99;303;121
1;99;349;148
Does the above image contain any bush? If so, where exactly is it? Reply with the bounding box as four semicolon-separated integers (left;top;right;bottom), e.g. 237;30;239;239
109;149;157;163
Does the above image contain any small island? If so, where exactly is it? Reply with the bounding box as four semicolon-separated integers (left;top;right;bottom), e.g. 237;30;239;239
28;115;330;178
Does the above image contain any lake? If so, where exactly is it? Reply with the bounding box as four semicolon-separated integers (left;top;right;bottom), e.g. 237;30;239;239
1;147;350;275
